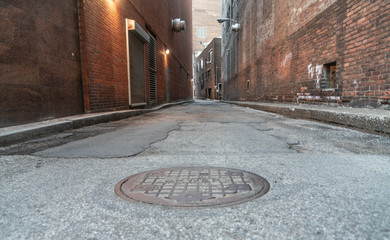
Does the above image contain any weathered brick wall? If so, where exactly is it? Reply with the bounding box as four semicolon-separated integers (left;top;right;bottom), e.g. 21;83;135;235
78;0;131;112
0;0;192;127
0;0;83;127
342;1;390;103
223;0;390;106
78;0;192;112
133;0;193;102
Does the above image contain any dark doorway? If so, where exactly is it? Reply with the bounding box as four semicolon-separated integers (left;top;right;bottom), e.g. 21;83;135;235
206;88;212;99
129;32;146;106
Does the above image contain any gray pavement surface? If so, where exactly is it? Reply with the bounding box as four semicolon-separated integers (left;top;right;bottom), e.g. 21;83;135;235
0;100;190;146
1;100;390;239
34;120;179;158
1;100;389;147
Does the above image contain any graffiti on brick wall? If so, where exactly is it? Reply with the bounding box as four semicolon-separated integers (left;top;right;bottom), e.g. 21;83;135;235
281;53;292;67
308;63;323;89
308;64;314;79
315;64;323;89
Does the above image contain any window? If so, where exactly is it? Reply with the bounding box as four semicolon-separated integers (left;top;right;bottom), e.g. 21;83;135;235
207;69;211;80
197;27;207;39
200;59;204;69
322;62;336;89
246;80;250;92
209;50;213;63
199;77;203;89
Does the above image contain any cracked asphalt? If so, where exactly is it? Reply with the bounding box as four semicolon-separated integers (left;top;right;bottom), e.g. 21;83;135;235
1;100;390;239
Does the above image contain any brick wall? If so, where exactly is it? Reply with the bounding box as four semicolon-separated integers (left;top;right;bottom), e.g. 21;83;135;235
78;0;193;112
78;0;130;112
0;0;192;127
130;0;193;101
222;0;390;106
342;1;390;103
0;0;83;127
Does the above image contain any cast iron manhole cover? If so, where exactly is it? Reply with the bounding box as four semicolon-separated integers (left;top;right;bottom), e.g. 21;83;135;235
115;167;270;208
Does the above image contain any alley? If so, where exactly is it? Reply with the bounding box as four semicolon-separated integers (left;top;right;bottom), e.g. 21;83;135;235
1;100;390;239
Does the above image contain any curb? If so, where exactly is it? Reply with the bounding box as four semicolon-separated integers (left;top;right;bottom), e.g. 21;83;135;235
0;100;192;146
225;101;390;135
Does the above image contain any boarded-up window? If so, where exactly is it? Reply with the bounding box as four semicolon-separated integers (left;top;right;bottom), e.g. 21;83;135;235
322;62;336;89
197;27;207;39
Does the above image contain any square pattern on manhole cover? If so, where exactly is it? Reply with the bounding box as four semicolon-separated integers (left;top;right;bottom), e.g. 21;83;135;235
115;167;270;208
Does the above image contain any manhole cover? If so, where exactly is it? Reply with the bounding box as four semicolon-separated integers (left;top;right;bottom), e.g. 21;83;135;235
115;167;270;208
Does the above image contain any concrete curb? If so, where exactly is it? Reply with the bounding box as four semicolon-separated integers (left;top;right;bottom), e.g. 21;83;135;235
0;100;192;146
225;101;390;135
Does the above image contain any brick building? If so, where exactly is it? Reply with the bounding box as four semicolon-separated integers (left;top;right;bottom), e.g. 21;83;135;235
221;0;390;107
194;38;222;99
192;0;222;57
0;0;192;128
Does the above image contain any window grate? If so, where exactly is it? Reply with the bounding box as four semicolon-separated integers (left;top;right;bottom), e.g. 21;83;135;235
148;34;157;103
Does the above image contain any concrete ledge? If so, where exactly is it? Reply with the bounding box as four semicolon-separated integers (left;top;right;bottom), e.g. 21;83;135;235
226;101;390;135
0;100;192;146
70;110;146;129
0;121;73;146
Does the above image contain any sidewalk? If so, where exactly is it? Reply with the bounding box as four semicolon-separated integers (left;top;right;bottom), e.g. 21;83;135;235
225;100;390;135
0;100;192;146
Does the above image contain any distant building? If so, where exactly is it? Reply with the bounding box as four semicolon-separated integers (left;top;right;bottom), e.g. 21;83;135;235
0;0;193;128
192;0;222;57
221;0;390;107
194;38;222;99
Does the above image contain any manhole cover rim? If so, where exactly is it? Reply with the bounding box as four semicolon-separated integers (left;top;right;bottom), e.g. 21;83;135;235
115;166;270;208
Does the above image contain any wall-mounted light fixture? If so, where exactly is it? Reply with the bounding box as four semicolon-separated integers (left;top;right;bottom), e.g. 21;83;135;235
217;18;240;32
172;18;186;32
165;49;170;55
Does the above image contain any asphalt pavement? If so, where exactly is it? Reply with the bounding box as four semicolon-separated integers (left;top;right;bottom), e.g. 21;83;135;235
1;100;390;239
1;100;389;147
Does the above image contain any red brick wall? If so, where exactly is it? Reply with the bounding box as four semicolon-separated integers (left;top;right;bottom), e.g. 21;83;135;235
0;0;192;127
78;0;192;112
223;0;390;105
131;0;193;102
0;0;83;127
342;1;390;102
78;0;135;112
